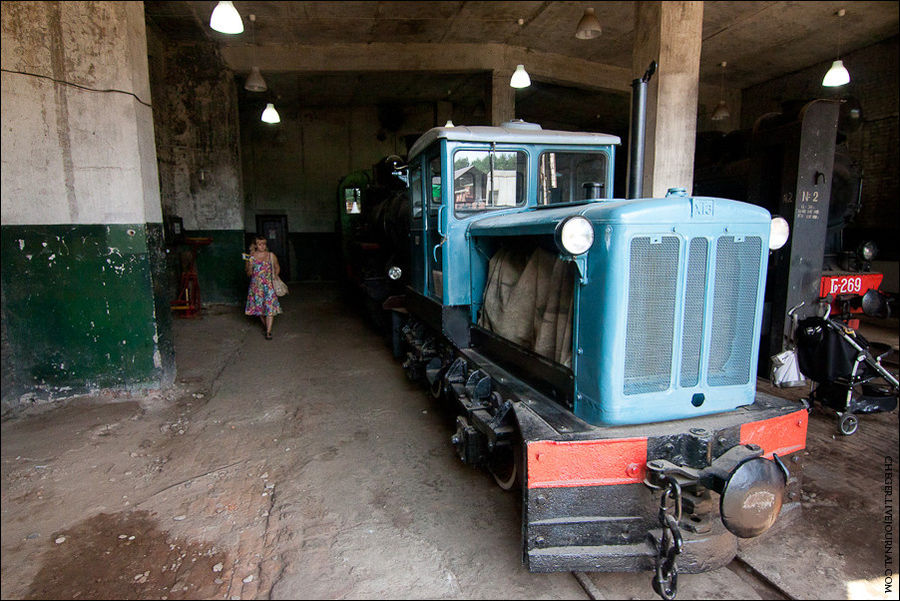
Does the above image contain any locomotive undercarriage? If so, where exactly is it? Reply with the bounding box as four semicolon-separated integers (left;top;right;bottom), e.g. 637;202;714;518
397;308;805;590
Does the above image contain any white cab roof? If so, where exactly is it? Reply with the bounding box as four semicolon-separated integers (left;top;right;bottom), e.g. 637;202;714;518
408;121;621;161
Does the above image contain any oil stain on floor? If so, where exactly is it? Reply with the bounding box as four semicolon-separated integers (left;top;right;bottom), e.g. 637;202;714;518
24;510;229;600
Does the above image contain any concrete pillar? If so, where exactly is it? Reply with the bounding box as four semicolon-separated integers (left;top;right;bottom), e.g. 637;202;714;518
491;70;515;126
146;24;246;300
1;1;174;408
632;1;703;197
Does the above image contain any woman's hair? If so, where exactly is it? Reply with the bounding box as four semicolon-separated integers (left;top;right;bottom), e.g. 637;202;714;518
254;234;267;243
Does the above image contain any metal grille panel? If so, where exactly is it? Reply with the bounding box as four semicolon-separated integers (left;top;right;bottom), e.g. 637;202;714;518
680;238;708;387
624;236;680;395
709;236;762;386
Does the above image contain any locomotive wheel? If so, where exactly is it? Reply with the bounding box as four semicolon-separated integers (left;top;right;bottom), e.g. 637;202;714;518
489;438;523;491
837;413;859;436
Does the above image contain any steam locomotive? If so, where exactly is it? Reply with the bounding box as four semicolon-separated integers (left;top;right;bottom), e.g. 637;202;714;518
693;99;891;332
337;155;409;346
347;120;808;599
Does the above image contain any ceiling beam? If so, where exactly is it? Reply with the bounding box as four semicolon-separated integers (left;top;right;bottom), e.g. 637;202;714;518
220;42;633;93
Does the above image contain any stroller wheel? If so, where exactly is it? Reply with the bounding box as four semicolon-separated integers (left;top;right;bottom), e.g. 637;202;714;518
837;413;859;436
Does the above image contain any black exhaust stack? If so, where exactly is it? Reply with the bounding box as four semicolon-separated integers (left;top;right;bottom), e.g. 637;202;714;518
627;61;657;199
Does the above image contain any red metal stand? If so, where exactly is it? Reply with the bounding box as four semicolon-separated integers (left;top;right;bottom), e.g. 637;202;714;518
171;236;212;318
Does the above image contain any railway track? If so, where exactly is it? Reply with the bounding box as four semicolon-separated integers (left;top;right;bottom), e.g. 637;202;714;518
571;556;794;600
727;556;794;600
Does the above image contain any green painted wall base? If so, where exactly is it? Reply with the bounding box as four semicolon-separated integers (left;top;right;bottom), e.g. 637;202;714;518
1;223;176;407
195;229;246;304
171;229;246;305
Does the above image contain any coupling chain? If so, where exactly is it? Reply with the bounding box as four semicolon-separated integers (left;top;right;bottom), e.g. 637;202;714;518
651;476;684;600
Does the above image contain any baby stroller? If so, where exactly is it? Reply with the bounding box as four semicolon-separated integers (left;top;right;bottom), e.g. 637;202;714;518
795;303;898;435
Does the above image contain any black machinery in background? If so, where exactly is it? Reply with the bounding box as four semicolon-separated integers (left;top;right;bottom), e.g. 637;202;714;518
336;155;410;349
694;98;898;435
693;99;891;375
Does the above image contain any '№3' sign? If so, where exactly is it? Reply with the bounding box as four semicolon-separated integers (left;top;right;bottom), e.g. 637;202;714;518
691;198;714;218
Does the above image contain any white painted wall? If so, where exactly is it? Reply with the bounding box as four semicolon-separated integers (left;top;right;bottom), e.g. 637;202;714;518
0;1;161;226
242;104;435;233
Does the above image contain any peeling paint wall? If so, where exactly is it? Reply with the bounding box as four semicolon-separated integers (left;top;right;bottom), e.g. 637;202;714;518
145;20;244;302
1;1;174;408
1;224;168;393
146;23;243;232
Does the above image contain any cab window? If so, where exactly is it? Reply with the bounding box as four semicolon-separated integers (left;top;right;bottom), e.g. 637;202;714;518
453;149;526;215
428;156;442;213
539;151;608;204
343;187;361;214
409;166;423;219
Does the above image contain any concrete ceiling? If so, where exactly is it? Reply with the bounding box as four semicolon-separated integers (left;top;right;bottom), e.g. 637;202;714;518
145;1;899;121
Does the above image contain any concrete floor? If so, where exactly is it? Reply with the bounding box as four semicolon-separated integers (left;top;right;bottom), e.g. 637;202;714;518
1;284;898;600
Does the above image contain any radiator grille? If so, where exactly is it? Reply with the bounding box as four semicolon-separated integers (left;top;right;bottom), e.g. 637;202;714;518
624;236;680;395
709;236;762;386
680;238;708;387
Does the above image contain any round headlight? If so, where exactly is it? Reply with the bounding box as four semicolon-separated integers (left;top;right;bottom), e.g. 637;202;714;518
769;216;790;250
857;240;877;262
557;216;594;255
388;266;402;281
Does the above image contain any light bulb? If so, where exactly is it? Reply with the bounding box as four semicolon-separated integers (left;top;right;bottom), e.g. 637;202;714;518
210;1;244;34
261;103;281;124
510;65;531;89
822;60;850;87
575;7;602;40
711;100;730;121
245;67;267;92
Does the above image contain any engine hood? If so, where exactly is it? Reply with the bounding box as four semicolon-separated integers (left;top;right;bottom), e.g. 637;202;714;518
467;196;772;239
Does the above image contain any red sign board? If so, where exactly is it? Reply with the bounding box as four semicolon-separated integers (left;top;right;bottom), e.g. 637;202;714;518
819;272;883;298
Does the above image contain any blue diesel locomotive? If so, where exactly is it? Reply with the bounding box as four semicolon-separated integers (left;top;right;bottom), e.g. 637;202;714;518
380;121;807;598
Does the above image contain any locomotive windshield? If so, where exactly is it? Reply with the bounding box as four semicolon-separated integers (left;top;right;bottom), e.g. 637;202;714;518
409;167;423;218
539;151;609;204
343;187;361;214
453;149;526;215
429;156;442;213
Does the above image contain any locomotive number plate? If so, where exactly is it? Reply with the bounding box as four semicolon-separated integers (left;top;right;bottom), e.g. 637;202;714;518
691;198;713;218
819;272;883;297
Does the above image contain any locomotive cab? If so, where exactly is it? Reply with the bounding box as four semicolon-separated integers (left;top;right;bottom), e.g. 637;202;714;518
405;121;618;308
396;122;808;597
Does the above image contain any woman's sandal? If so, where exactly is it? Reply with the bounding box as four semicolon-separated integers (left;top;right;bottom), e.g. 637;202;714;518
265;332;273;340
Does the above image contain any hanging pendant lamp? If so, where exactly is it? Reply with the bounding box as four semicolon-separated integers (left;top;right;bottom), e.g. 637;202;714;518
575;7;602;40
711;100;730;121
245;67;267;92
261;103;280;124
210;1;244;34
510;65;531;89
711;61;730;121
823;9;851;87
244;16;267;92
823;60;850;87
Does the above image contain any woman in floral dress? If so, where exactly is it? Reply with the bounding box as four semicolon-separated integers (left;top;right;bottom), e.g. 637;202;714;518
245;235;282;339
